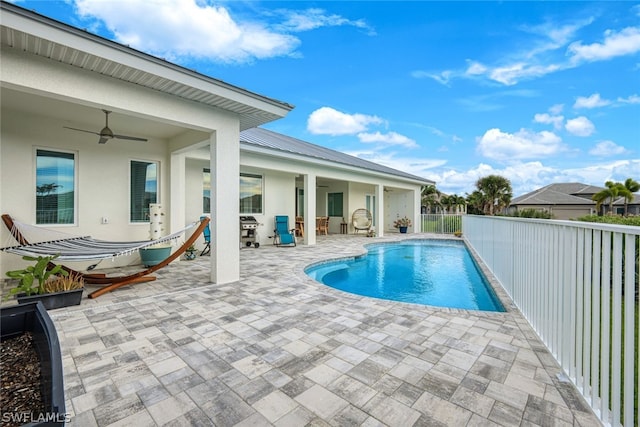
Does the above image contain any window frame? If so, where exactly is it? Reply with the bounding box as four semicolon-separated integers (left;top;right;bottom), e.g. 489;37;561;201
327;192;344;217
34;147;78;226
239;172;263;215
203;168;211;214
129;159;160;224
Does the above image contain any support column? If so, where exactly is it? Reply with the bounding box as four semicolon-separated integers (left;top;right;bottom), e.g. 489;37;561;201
303;173;316;245
169;152;186;236
209;126;240;283
375;184;384;237
412;187;421;234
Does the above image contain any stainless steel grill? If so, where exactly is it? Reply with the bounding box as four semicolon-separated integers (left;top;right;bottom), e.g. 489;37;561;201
240;216;260;248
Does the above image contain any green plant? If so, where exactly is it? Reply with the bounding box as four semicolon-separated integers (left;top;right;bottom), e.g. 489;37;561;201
393;216;412;228
454;230;463;237
186;244;197;252
4;255;68;299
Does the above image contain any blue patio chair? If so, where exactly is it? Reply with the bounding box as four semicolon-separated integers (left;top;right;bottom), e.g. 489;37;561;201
200;215;211;255
273;215;296;246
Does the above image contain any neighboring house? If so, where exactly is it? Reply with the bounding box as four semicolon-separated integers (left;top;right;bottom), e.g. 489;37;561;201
509;182;640;220
0;3;433;283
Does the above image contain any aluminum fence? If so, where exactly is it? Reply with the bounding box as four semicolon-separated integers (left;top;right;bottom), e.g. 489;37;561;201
420;213;463;234
463;215;639;427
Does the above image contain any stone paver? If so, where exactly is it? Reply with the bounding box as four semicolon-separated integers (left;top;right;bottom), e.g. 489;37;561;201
2;233;602;426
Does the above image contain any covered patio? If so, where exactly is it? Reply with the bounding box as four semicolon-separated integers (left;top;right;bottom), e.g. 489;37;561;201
7;233;600;426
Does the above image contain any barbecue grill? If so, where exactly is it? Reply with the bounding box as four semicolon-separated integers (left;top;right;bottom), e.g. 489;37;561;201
240;216;260;248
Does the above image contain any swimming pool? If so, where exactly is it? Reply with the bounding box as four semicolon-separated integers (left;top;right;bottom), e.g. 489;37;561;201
305;239;505;312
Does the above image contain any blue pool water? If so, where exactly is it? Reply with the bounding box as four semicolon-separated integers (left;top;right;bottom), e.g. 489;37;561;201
305;240;505;312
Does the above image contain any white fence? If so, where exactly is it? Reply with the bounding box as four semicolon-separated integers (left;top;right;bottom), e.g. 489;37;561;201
463;215;639;426
420;213;463;234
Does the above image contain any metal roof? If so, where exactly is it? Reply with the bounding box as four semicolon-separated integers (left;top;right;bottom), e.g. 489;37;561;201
240;127;434;185
0;2;293;130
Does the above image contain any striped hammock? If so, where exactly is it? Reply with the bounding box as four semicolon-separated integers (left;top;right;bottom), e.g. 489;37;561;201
1;220;198;261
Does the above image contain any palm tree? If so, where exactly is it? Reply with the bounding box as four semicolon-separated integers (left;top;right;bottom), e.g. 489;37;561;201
440;195;454;213
421;185;441;213
466;190;489;215
475;175;513;215
622;178;640;216
592;181;622;215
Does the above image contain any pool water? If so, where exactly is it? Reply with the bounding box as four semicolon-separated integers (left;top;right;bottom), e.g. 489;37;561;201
305;240;505;312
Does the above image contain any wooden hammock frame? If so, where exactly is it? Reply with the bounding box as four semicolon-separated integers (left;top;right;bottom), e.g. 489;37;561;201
1;214;210;299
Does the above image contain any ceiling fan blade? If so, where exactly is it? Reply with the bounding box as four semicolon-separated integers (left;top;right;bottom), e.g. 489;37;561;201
63;126;101;136
113;134;148;142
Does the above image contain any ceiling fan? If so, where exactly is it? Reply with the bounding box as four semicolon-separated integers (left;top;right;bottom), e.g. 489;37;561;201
64;110;148;144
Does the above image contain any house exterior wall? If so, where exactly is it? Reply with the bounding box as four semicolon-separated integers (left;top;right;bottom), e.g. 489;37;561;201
0;57;244;281
240;150;424;237
0;108;171;272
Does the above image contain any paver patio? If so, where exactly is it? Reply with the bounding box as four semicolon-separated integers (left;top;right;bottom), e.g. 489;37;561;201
2;233;601;426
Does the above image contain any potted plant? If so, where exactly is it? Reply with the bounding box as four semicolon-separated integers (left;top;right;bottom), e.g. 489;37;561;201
454;230;463;238
393;216;412;233
1;301;67;425
4;255;84;310
184;244;197;260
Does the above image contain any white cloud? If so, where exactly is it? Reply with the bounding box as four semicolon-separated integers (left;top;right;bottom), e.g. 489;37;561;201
488;63;561;86
343;150;447;177
588;140;627;156
568;27;640;62
549;104;564;115
476;128;565;161
574;93;611;109
307;107;384;135
424;159;640;197
357;131;418;148
617;94;640;104
74;0;301;63
565;116;596;136
276;8;374;35
534;113;564;130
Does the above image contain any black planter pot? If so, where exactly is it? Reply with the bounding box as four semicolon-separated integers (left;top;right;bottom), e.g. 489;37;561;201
17;288;83;310
0;302;66;426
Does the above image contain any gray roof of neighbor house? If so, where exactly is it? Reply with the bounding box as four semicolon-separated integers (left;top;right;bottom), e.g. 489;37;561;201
511;182;640;206
240;127;434;185
0;2;293;130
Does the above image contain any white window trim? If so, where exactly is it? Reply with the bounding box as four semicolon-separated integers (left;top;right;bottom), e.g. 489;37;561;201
34;146;78;226
129;158;160;225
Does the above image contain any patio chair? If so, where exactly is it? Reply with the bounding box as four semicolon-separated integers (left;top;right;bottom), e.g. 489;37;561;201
316;216;329;235
352;208;372;234
273;215;296;246
200;215;211;256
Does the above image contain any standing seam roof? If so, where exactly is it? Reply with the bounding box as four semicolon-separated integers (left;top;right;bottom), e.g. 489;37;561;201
240;127;434;184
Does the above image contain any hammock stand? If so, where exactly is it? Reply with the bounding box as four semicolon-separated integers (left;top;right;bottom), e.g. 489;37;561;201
1;214;210;299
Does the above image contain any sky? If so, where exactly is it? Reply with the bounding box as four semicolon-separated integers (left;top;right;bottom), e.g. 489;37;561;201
11;0;640;197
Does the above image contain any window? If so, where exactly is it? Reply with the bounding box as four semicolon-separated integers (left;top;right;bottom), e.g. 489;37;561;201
203;168;211;214
36;149;75;224
240;173;262;214
130;160;158;222
328;192;343;217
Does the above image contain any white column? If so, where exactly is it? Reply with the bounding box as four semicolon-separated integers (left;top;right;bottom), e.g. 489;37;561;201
303;173;316;245
375;184;384;237
169;152;186;235
209;126;240;283
412;187;421;233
